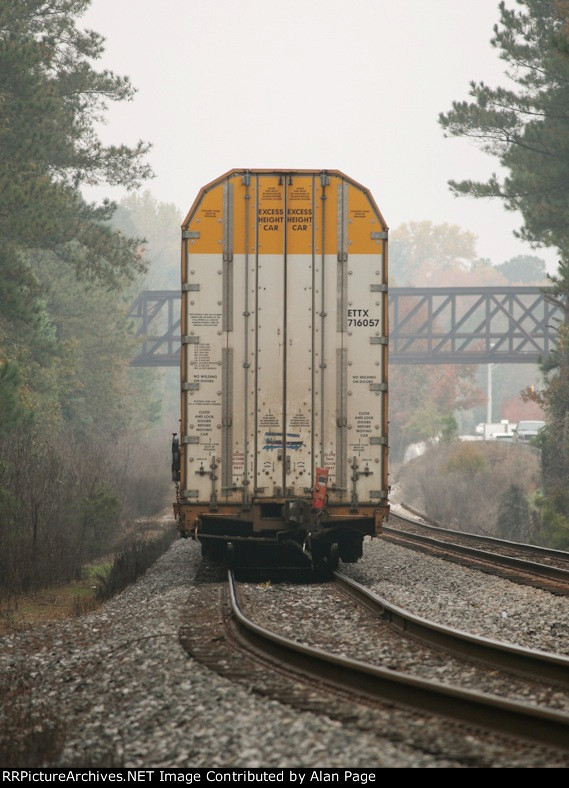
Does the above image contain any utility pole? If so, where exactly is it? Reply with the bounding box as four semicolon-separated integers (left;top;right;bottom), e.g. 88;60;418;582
486;362;493;424
486;343;495;424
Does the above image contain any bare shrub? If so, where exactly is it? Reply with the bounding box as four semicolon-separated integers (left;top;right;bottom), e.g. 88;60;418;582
104;433;171;520
0;591;19;633
399;442;540;537
0;420;173;595
95;527;176;601
0;427;89;591
0;431;116;592
497;485;531;541
71;593;100;617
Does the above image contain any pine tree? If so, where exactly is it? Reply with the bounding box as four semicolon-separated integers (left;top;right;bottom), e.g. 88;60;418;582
0;4;168;590
439;0;569;260
0;361;30;432
0;0;152;286
0;0;154;423
497;484;531;541
440;0;569;521
495;255;547;283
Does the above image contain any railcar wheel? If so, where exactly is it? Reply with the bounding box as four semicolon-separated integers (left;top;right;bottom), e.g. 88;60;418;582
226;541;236;568
205;539;224;563
339;537;363;563
308;539;326;578
328;542;339;571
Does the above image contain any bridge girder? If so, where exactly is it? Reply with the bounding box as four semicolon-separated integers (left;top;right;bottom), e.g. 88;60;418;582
128;287;563;366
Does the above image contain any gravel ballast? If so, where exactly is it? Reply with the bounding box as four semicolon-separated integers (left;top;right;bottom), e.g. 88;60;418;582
344;538;569;656
0;539;457;768
237;579;569;711
1;535;568;767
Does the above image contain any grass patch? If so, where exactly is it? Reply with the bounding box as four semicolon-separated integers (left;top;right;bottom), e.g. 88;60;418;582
84;562;113;581
0;559;109;635
0;522;176;634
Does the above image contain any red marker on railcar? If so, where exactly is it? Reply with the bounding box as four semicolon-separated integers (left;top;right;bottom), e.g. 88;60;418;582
312;468;329;510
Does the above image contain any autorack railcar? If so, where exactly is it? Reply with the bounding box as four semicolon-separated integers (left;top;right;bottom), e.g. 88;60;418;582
172;169;389;569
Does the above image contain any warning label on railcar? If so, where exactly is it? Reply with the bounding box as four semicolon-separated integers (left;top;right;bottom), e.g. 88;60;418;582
355;411;373;436
290;410;310;429
290;185;310;201
259;411;280;428
287;207;312;230
196;411;213;436
258;206;285;232
349;439;371;457
191;343;217;370
198;439;219;454
261;186;282;201
190;313;221;327
287;184;312;234
324;450;336;469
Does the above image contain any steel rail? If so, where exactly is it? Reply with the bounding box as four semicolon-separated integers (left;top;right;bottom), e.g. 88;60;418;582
397;505;569;563
333;570;569;686
227;571;569;750
382;525;569;586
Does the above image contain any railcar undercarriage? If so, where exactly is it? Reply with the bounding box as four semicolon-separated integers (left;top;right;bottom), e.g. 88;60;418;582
175;496;387;571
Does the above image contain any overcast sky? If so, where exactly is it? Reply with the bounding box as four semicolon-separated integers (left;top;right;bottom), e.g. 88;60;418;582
83;0;558;270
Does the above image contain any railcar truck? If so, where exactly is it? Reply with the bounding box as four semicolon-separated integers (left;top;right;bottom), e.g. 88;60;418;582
172;169;389;568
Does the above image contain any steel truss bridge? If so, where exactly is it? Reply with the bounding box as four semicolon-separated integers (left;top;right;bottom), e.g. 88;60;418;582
128;287;563;367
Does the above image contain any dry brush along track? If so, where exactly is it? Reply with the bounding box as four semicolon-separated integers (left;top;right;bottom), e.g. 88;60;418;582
179;561;569;762
385;508;569;595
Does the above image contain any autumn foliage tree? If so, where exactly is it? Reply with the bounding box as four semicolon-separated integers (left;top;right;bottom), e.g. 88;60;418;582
390;221;478;286
112;192;182;290
389;290;483;457
390;363;483;459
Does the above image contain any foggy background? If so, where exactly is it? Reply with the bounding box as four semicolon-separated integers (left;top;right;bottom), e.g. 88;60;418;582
83;0;557;270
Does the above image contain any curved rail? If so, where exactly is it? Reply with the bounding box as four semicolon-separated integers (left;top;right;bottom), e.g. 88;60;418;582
397;505;569;563
333;570;569;686
227;571;569;750
384;525;569;583
384;512;569;593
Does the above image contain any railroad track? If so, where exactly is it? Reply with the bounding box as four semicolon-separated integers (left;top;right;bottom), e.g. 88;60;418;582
333;571;569;686
227;569;569;751
384;508;569;595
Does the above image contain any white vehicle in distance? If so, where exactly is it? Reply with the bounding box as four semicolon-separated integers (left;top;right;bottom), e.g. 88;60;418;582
480;421;517;440
513;420;546;443
494;432;514;443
